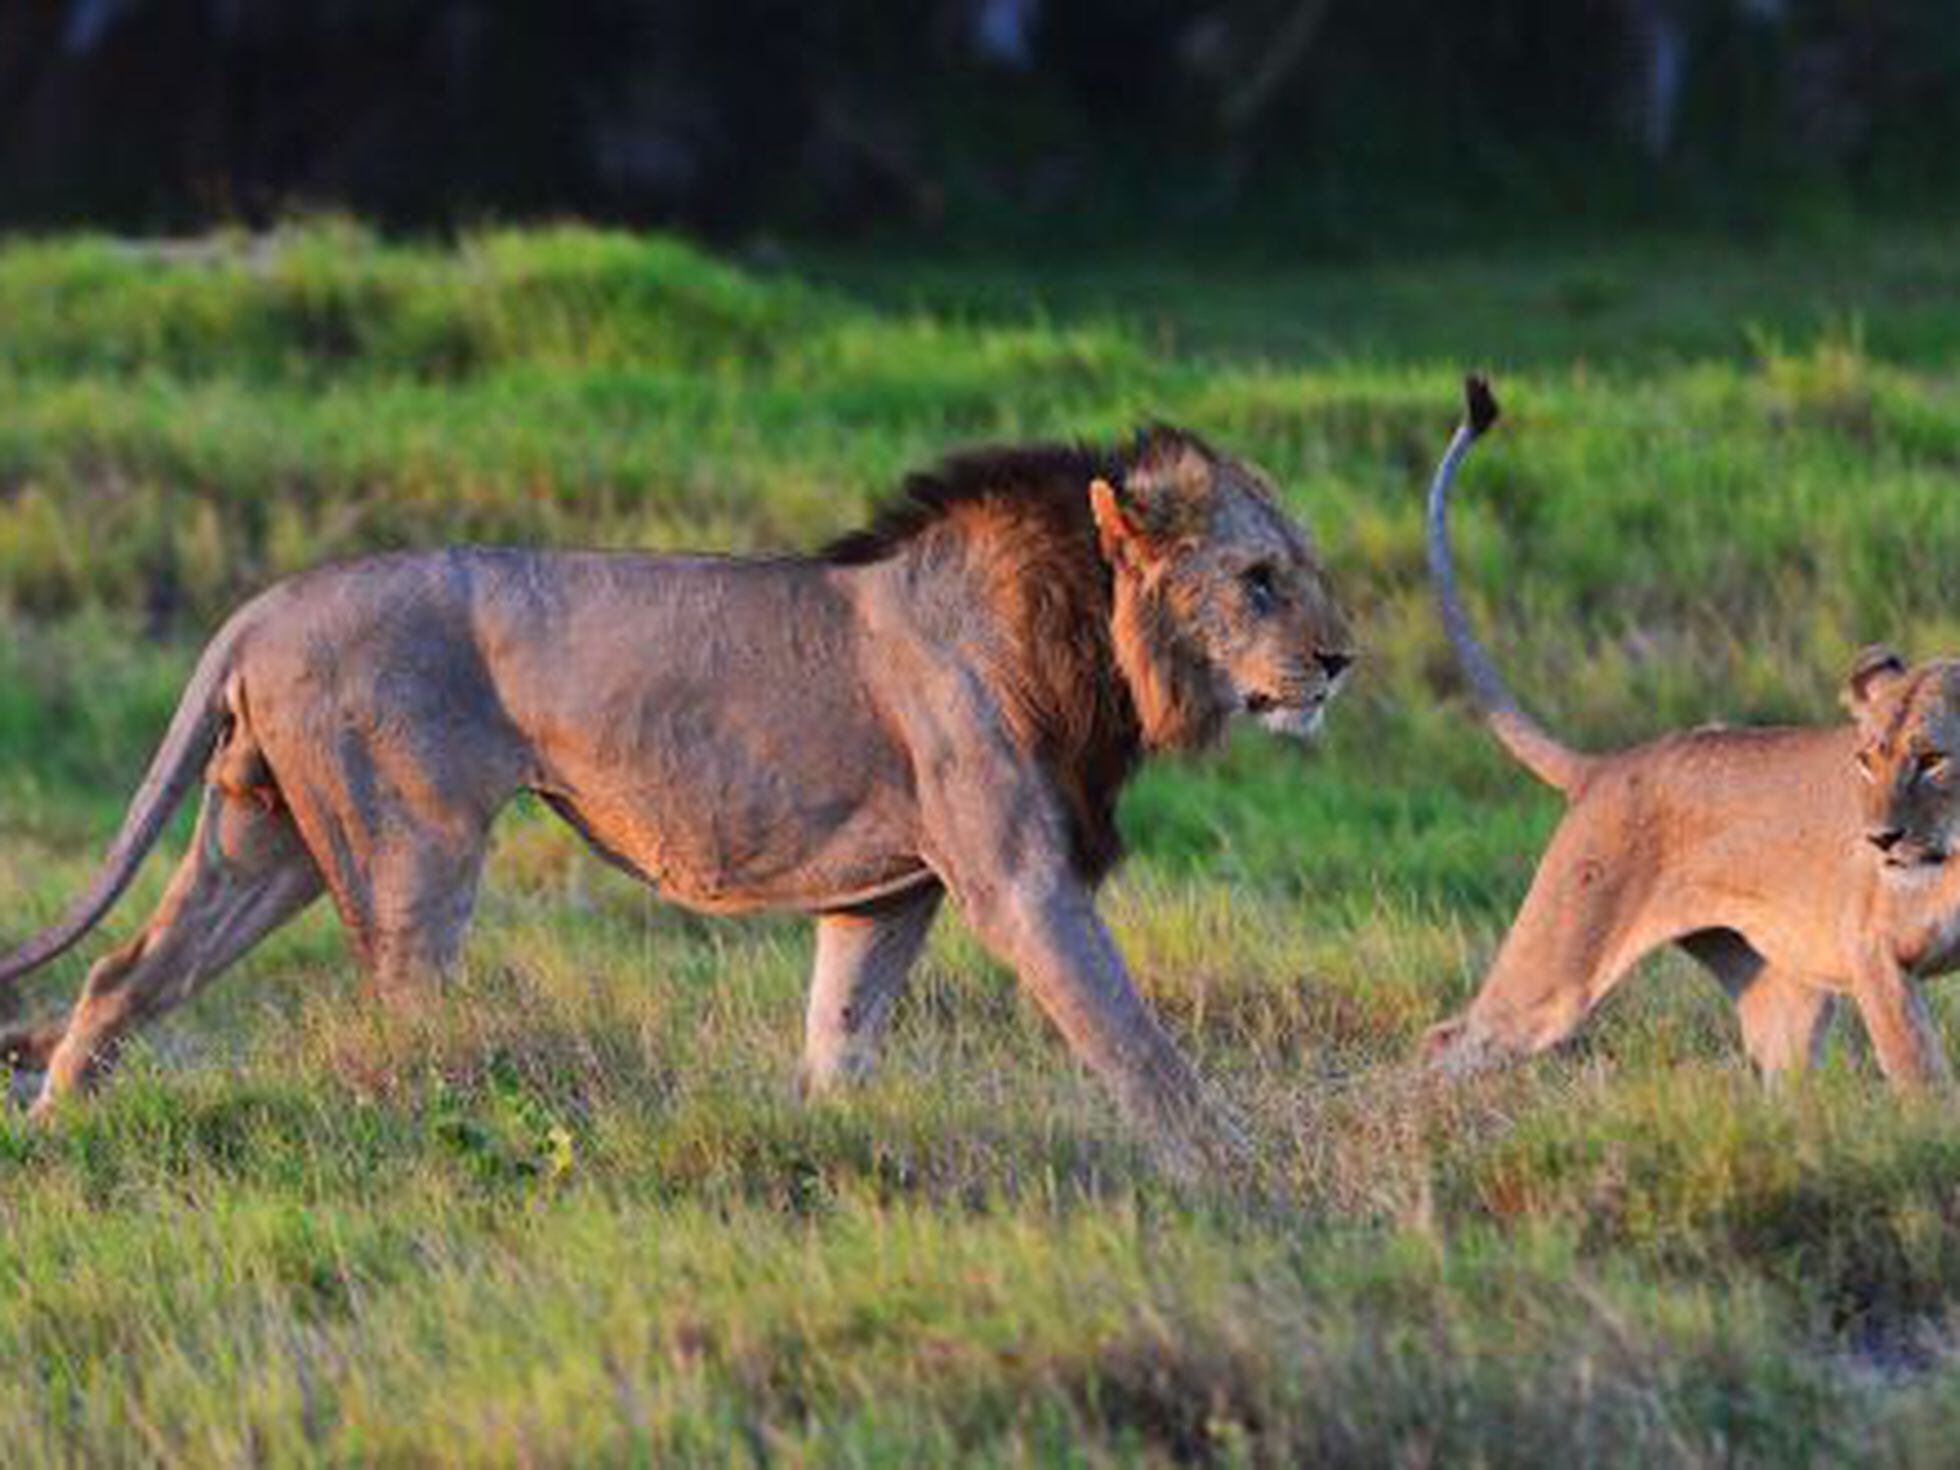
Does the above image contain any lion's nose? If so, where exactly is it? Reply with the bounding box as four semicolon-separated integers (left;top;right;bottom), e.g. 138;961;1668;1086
1868;826;1907;853
1317;651;1353;680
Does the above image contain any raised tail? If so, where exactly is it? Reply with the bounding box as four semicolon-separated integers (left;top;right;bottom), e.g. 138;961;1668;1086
1426;376;1591;794
0;625;239;996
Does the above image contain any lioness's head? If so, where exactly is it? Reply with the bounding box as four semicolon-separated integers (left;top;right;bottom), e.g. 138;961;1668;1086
1846;645;1960;870
1090;428;1353;751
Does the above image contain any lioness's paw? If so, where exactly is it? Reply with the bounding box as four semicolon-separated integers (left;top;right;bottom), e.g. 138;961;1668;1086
1419;1016;1467;1064
1418;1015;1507;1078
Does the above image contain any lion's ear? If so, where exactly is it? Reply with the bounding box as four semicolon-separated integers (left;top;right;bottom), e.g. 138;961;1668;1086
1090;477;1149;569
1844;644;1908;716
1094;434;1213;570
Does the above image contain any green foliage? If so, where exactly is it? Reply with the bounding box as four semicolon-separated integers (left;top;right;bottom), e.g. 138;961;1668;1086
9;221;1960;1459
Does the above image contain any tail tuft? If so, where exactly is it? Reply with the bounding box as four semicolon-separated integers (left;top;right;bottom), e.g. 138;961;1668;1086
1465;375;1500;437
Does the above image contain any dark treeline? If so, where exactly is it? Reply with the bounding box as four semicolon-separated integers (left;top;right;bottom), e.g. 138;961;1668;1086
6;0;1959;240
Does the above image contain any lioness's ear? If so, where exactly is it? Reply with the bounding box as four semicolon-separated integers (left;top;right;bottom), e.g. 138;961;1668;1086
1844;644;1908;715
1090;477;1147;568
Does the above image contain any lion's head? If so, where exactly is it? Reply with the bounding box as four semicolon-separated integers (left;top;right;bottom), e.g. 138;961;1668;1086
1090;427;1354;751
1845;645;1960;870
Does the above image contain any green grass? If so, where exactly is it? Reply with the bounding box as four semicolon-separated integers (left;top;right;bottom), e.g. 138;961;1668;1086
8;219;1960;1462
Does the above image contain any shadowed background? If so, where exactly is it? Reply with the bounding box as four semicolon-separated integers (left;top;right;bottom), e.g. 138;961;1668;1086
10;0;1960;240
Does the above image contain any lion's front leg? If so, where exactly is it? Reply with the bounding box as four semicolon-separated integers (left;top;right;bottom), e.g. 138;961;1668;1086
957;870;1235;1174
928;830;1240;1175
797;885;942;1096
901;670;1241;1178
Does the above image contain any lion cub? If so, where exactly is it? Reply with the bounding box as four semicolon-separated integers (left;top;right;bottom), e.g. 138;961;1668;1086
1424;377;1957;1086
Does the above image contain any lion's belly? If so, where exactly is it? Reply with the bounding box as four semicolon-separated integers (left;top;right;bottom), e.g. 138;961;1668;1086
471;551;931;911
531;676;928;913
544;775;928;913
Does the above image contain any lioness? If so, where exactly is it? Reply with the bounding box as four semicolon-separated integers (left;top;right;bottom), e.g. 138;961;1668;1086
0;428;1352;1166
1425;377;1957;1086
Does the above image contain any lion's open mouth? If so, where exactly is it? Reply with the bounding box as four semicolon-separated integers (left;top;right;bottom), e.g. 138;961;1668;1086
1244;662;1347;737
1886;847;1949;871
1245;692;1328;739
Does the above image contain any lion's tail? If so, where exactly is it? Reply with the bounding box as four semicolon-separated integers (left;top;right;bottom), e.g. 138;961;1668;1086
0;623;239;995
1426;376;1591;795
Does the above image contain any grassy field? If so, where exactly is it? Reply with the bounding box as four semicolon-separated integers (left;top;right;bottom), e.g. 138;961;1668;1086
7;220;1960;1463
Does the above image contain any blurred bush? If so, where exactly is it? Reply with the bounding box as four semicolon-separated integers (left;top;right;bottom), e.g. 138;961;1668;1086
5;1;1960;239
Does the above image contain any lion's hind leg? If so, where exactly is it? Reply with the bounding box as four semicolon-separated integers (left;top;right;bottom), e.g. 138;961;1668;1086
1677;928;1838;1077
31;782;322;1114
270;735;502;1010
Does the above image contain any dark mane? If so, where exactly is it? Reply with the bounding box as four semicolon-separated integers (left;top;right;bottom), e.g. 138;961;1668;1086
817;427;1230;882
824;436;1145;881
822;441;1118;566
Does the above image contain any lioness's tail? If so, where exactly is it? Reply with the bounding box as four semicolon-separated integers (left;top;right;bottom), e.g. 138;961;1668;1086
1427;376;1591;794
0;626;239;994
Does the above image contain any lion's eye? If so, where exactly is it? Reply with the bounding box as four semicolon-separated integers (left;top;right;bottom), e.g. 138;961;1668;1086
1241;564;1279;615
1918;751;1951;781
1856;750;1879;783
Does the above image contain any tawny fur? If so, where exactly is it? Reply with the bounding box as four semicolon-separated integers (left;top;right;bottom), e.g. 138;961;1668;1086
0;427;1353;1173
1425;377;1960;1087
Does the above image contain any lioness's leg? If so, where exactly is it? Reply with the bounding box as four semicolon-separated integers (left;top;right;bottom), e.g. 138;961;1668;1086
1677;929;1837;1076
32;785;322;1112
798;886;943;1095
1850;952;1948;1089
1426;812;1669;1074
1736;975;1839;1076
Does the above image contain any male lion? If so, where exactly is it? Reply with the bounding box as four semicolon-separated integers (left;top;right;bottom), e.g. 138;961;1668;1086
1425;377;1958;1086
0;427;1353;1167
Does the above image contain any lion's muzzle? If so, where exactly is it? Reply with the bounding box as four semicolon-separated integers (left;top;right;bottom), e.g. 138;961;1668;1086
1246;653;1352;740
